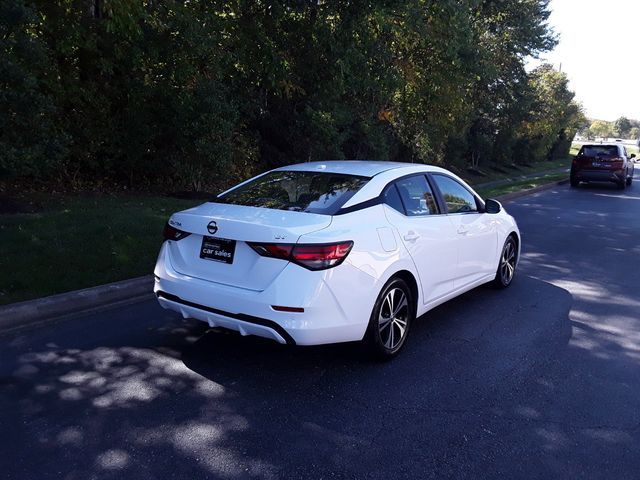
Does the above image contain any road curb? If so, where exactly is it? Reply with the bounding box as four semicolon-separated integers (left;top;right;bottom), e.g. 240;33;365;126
0;178;569;333
0;275;154;332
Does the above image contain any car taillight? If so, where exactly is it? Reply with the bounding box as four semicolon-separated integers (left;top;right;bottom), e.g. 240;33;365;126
248;241;353;271
250;243;294;259
292;243;354;270
163;223;191;241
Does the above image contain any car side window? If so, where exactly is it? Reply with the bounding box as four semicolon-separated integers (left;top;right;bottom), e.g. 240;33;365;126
394;175;439;216
382;184;405;214
432;175;478;214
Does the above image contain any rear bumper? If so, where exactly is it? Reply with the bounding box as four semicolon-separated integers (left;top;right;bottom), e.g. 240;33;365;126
156;291;294;344
572;169;624;183
153;242;377;346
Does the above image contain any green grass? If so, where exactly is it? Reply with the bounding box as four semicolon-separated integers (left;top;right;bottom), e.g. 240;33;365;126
0;195;201;305
461;158;570;186
476;172;567;199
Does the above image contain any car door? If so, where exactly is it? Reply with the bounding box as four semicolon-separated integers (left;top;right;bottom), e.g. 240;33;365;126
430;174;498;289
381;174;458;304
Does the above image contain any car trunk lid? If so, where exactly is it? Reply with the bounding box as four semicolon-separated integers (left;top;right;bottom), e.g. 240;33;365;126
574;145;623;171
165;202;332;291
575;155;621;170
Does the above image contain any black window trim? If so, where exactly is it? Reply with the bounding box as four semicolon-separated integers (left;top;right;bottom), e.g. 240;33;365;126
336;196;382;215
425;174;447;214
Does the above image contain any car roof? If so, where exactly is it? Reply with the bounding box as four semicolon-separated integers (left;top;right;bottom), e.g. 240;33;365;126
581;144;621;148
217;160;478;211
274;160;428;177
277;161;472;209
271;160;467;209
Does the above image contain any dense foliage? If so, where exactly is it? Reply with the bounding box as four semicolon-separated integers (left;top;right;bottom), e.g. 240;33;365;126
1;0;585;189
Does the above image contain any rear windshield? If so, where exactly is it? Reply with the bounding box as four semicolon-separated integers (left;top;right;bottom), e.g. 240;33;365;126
216;171;370;215
578;145;619;157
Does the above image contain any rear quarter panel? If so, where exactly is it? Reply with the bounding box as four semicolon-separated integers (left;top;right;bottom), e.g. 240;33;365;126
297;204;422;321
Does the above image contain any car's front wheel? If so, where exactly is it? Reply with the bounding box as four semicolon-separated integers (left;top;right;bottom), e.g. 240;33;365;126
493;236;517;288
364;277;415;360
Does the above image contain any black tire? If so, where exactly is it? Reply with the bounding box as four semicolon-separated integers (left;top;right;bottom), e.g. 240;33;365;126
492;236;517;288
364;277;415;360
570;178;579;188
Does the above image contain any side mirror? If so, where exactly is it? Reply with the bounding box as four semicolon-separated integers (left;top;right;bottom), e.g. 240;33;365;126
485;198;502;214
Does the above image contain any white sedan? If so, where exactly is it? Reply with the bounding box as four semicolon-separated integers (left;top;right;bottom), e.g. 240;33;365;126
154;161;520;358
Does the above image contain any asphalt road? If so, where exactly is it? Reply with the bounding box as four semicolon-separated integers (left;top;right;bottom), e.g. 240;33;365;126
2;181;640;479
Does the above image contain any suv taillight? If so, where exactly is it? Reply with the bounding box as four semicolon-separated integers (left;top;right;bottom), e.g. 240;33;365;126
163;223;191;241
248;241;353;271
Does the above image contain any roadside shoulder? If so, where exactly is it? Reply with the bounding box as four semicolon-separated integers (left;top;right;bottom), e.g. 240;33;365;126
0;275;153;333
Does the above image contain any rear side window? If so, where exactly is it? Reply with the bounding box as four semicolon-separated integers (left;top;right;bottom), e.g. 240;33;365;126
216;171;370;215
394;175;439;216
432;175;478;214
579;145;619;157
383;185;405;214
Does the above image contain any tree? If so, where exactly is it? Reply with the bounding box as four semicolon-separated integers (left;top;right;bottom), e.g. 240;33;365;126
581;128;594;140
614;117;632;139
450;0;558;168
515;65;585;163
590;120;614;140
0;0;577;187
0;0;68;177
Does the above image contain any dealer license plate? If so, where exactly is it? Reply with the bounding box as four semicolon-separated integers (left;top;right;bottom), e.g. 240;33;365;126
199;236;236;264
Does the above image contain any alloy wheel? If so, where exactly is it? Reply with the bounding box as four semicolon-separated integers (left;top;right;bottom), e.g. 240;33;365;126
378;287;409;350
500;240;516;285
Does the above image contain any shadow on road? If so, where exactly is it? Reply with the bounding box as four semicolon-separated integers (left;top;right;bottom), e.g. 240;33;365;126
0;274;592;479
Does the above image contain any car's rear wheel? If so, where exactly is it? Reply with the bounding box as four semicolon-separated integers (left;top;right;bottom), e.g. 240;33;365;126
364;277;415;360
493;236;517;288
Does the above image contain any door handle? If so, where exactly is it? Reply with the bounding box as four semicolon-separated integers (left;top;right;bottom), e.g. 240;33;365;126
403;232;420;242
457;226;468;235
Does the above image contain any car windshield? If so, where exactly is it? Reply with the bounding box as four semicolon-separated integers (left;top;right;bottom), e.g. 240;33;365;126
215;170;370;215
579;145;619;157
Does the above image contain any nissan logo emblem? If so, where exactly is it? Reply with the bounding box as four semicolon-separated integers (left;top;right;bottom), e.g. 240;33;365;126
207;221;218;235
